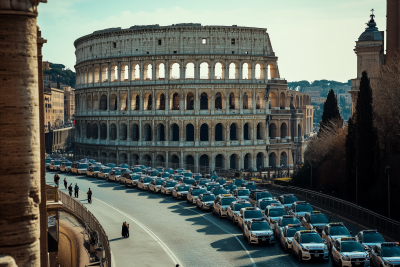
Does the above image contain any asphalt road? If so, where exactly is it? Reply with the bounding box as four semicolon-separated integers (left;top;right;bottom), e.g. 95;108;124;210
47;171;365;267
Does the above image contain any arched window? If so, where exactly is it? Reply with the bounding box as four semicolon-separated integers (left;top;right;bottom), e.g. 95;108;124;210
110;94;117;110
92;124;98;139
186;93;194;110
157;63;165;79
120;124;127;140
280;152;288;167
143;154;152;166
280;92;286;109
244;123;250;140
270;92;277;108
172;93;180;110
146;94;152;110
200;124;209;141
214;62;223;79
229;93;236;109
110;124;117;140
87;95;92;110
215;92;222;109
243;93;249;109
170;124;179;141
93;95;99;110
230;123;237;140
120;153;128;164
230;154;238;169
200;93;208;110
144;124;152;141
215;123;223;141
157;124;165;141
131;124;139;141
256;93;263;109
86;124;91;139
200;62;209;79
156;155;164;165
256;153;264;169
131;94;140;110
229;63;237;79
186;124;194;141
269;123;277;139
200;155;209;167
215;154;224;168
101;66;108;82
244;153;251;170
242;63;250;79
144;63;152;80
255;64;261;79
101;152;107;160
269;153;277;167
132;64;140;80
158;94;166;110
100;95;107;110
132;154;139;165
257;123;263;139
100;123;107;139
120;94;127;110
171;63;180;79
281;123;287;138
186;155;194;167
123;65;128;80
111;65;118;81
171;155;179;168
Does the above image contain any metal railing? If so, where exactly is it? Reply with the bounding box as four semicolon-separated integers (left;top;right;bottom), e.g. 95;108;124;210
268;184;400;240
58;190;111;267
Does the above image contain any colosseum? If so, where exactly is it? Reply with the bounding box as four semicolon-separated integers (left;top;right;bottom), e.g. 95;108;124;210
73;23;313;172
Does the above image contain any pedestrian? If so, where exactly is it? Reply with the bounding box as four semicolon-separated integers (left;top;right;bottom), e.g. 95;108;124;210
87;188;92;203
122;222;127;238
68;183;73;197
126;223;129;238
54;174;60;188
64;177;67;189
74;183;79;198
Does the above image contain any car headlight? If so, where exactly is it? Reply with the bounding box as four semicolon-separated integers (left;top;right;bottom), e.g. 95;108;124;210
342;256;350;261
301;247;309;252
324;247;328;252
251;234;257;237
204;203;209;206
287;240;292;244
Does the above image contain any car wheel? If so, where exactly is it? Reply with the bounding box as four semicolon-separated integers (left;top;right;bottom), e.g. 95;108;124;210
284;244;289;253
298;252;302;262
106;177;109;181
125;182;128;187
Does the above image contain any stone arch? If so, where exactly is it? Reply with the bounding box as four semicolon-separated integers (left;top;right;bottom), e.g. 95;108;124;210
86;150;91;157
131;154;139;165
186;92;194;110
131;63;140;80
270;92;277;108
82;95;86;111
156;155;165;165
186;155;195;167
244;122;251;140
255;63;263;79
199;154;209;167
170;154;179;168
100;94;107;110
244;153;252;170
100;123;107;139
269;152;277;167
269;123;277;139
200;123;209;141
268;63;277;79
121;64;129;81
256;92;264;109
120;93;128;110
92;124;98;139
230;123;238;140
86;123;91;139
156;123;165;141
200;92;208;110
243;92;249;109
186;123;194;141
144;63;153;80
143;154;152;166
156;62;165;80
170;123;179;141
215;154;225;169
87;95;92;110
101;66;108;82
242;62;251;79
131;123;139;141
143;123;152;141
199;62;209;79
280;122;287;138
228;62;238;79
93;151;98;158
120;123;127;140
215;123;224;141
230;153;239;169
110;123;117;140
120;153;128;164
110;94;117;110
256;152;264;169
170;62;180;79
171;92;180;110
215;92;223;109
144;93;152;110
157;93;166;110
229;92;238;109
280;92;286;109
131;94;140;110
280;151;288;167
111;64;118;82
257;122;263;139
93;95;99;110
214;62;224;79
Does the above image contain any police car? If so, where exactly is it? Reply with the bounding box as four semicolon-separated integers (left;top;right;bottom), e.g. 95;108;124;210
242;182;257;190
108;169;122;182
233;179;245;187
302;211;330;234
275;215;301;239
211;186;227;196
331;237;370;267
288;201;314;219
278;194;299;209
264;204;288;231
205;182;221;193
196;193;216;211
322;222;352;251
292;230;329;262
356;230;385;252
249;190;273;207
193;173;203;180
223;183;237;193
193;178;210;187
232;188;251;201
257;197;280;210
97;167;112;179
227;200;253;225
237;207;264;230
148;178;165;193
186;187;207;204
279;224;307;253
160;180;177;195
243;219;275;245
172;184;191;200
212;194;237;218
215;178;226;185
137;176;155;190
370;242;400;267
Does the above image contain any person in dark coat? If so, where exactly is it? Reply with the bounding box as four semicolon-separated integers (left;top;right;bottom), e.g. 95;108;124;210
54;174;60;188
74;183;79;198
68;184;73;196
64;177;67;189
122;222;128;238
87;188;92;203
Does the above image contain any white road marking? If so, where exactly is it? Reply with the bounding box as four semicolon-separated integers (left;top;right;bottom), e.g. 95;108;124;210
93;197;183;267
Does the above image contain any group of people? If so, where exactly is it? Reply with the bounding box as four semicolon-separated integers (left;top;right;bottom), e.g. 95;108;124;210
122;222;130;238
54;175;92;203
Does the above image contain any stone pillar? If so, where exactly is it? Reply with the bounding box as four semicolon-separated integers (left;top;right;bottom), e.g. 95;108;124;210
165;151;169;168
0;2;46;266
107;62;111;83
224;60;229;81
152;60;156;81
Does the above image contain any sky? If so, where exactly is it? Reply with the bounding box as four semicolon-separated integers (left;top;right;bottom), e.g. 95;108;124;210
38;0;386;83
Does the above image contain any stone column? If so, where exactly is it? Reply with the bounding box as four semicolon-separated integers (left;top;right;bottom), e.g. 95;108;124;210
224;60;229;81
165;151;169;168
0;2;46;266
107;62;111;83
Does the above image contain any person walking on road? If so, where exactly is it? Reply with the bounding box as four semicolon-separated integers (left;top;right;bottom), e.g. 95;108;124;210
74;183;79;198
63;177;67;189
54;174;60;188
68;184;73;197
87;188;92;203
122;222;127;238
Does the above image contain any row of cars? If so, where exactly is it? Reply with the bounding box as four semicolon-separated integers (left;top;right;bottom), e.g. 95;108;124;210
47;158;400;266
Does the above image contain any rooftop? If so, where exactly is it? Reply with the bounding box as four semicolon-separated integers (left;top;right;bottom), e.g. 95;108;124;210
358;11;383;42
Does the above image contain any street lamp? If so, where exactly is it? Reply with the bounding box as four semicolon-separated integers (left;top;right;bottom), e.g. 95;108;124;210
385;165;391;218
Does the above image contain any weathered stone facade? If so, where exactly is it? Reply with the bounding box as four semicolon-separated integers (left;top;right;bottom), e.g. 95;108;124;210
73;24;312;171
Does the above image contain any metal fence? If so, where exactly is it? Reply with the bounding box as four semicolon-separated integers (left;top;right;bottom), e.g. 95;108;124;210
58;190;111;267
268;184;400;240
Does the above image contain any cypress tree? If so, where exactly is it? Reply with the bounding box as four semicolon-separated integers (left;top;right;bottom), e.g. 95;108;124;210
355;71;379;206
319;89;343;134
345;115;357;201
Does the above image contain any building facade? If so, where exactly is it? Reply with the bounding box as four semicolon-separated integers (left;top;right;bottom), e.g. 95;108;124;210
63;86;75;123
73;24;312;171
44;87;65;128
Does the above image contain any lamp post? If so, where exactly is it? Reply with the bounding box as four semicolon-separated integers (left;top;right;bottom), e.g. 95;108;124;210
385;165;391;218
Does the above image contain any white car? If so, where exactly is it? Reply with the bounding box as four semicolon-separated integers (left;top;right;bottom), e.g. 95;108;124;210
331;237;370;267
76;163;89;175
292;230;329;262
237;207;264;230
137;176;155;190
107;170;122;182
243;219;275;245
160;180;178;195
59;162;72;173
49;160;62;171
148;178;165;193
86;166;101;177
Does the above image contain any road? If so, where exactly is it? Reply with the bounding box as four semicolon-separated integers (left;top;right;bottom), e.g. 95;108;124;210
47;171;364;267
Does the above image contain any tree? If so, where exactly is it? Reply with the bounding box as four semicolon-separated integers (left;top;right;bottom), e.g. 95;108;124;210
355;71;380;206
345;115;356;201
319;89;342;135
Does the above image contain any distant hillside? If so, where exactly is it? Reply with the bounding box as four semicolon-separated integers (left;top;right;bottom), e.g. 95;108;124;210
44;62;76;88
288;79;351;93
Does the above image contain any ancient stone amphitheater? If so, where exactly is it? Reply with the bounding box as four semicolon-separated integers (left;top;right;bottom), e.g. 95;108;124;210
73;23;313;172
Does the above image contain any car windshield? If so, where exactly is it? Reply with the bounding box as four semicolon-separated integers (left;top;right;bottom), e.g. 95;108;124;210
132;175;141;180
183;172;192;177
202;195;215;202
79;164;89;168
177;186;190;191
143;178;152;183
281;218;301;226
234;203;252;211
94;167;101;171
330;226;350;236
237;190;250;196
199;180;208;185
283;196;298;204
155;180;164;185
234;180;244;185
212;189;227;195
65;163;72;167
148;171;158;176
287;227;306;237
260;201;279;209
363;233;385;243
340;242;365;252
108;164;116;168
246;184;257;190
166;182;177;187
244;210;263;218
103;169;111;173
311;214;330;224
46;159;51;163
183;178;195;184
251;222;271;231
382;246;400;257
133;168;141;173
174;176;183;181
256;192;272;199
207;185;219;191
269;209;287;217
54;161;62;165
301;233;323;243
221;198;236;205
120;165;129;168
296;204;313;212
192;189;207;196
114;171;122;175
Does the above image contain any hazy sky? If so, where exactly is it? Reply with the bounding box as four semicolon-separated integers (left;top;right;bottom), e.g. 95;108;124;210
38;0;386;83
